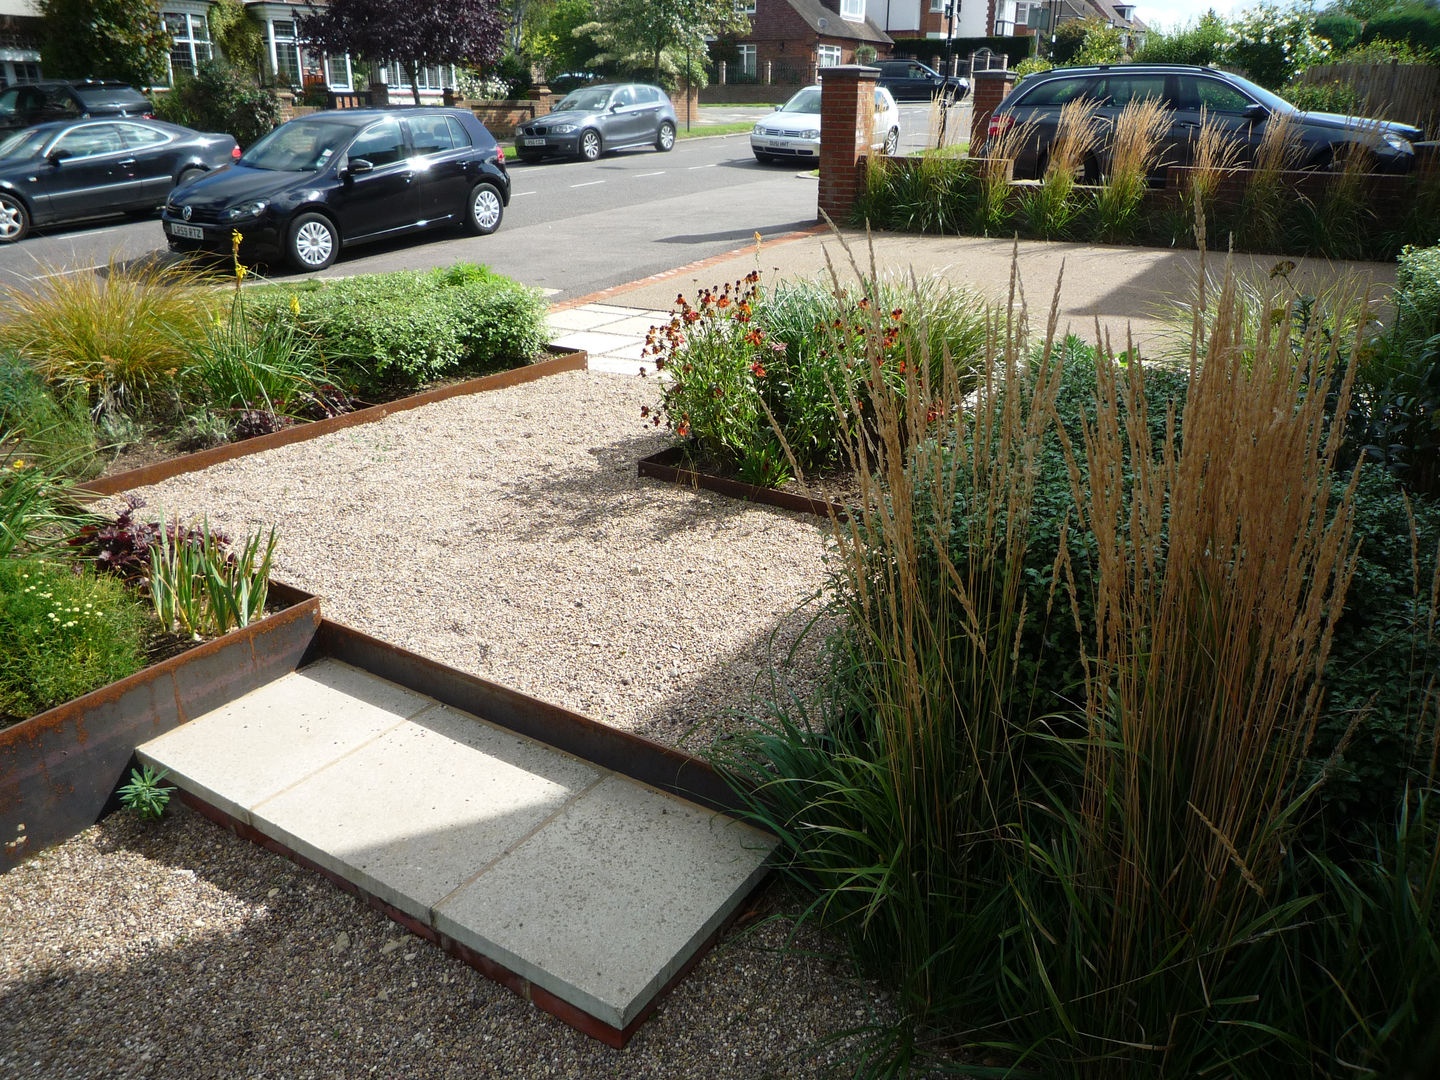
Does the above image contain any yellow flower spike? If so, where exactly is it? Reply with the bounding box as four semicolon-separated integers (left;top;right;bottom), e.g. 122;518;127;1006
289;294;301;316
11;459;25;469
235;263;247;283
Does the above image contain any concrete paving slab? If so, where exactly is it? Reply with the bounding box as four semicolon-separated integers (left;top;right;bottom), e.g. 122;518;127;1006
434;774;777;1030
252;704;602;921
549;330;644;355
548;307;630;332
137;659;431;824
595;313;670;335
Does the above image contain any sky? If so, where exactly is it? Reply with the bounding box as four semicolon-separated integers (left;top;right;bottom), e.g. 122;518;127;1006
1133;0;1240;33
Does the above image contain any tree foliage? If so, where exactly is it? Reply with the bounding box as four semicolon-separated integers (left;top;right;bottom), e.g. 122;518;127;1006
208;0;267;82
522;0;601;80
576;0;749;88
38;0;171;88
298;0;507;104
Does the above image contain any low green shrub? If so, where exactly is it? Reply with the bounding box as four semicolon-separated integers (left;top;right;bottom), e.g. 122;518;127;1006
0;352;96;474
0;558;148;719
249;264;548;394
1282;78;1362;114
1394;242;1440;344
153;59;282;148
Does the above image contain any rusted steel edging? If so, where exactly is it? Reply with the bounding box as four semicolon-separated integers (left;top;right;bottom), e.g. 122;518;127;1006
0;588;320;864
637;445;848;521
77;349;587;498
305;618;753;820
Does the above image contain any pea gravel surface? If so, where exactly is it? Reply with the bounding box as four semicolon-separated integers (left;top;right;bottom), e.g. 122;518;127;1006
1;368;895;1079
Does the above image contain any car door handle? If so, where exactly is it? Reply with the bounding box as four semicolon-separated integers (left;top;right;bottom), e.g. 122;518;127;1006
118;159;136;167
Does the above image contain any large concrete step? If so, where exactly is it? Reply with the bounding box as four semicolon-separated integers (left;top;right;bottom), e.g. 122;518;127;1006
137;658;775;1041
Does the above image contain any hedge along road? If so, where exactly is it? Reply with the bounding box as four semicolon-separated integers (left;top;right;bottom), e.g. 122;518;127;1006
0;131;825;303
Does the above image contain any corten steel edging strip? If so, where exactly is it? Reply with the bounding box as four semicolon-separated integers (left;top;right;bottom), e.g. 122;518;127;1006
177;790;758;1048
637;445;848;521
0;588;320;866
304;618;755;821
75;348;587;499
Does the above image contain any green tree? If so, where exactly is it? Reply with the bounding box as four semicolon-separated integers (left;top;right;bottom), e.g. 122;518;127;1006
1134;11;1229;65
523;0;601;79
208;0;266;82
38;0;171;88
576;0;748;88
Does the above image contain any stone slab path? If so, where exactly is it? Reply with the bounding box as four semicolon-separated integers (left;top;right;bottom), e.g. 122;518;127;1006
137;658;775;1036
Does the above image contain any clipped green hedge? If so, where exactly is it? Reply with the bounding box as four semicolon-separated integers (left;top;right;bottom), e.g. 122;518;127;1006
248;264;549;394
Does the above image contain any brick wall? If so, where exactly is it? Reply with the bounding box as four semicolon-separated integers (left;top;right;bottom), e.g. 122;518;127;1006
969;69;1015;153
818;66;879;223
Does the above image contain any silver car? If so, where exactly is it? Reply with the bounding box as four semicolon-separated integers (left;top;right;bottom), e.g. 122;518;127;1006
515;83;679;163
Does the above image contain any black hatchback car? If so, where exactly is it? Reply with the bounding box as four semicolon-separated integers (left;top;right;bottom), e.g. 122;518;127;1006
991;64;1420;180
875;60;969;103
0;118;238;243
162;107;510;272
0;80;155;133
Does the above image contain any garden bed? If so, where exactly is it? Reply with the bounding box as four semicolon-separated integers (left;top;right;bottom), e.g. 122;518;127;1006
638;446;849;520
78;348;587;498
0;581;319;863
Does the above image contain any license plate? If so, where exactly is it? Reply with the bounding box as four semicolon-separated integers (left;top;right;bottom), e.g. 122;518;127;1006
521;137;546;147
168;222;204;240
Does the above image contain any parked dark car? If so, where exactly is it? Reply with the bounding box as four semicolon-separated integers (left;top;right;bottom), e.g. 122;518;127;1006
161;107;510;272
0;118;238;243
0;79;154;133
875;60;969;103
515;83;678;162
990;63;1421;180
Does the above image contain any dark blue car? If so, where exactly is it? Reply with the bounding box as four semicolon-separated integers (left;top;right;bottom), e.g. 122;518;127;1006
162;107;510;272
0;117;237;243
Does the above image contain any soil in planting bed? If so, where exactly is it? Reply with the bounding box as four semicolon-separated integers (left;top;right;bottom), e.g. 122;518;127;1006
664;447;864;512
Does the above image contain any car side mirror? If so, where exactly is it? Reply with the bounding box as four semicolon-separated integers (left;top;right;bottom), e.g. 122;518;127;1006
1243;103;1268;121
46;148;71;166
347;157;374;175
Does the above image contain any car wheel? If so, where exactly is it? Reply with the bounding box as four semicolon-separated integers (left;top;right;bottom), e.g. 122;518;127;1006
883;127;899;155
465;182;503;235
0;192;29;243
1082;154;1102;184
286;212;338;272
579;129;602;161
655;121;676;152
176;166;206;188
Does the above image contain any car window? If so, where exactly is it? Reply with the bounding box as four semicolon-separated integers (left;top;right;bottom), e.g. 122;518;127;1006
1174;76;1254;114
1098;74;1169;107
556;87;610;112
445;115;472;147
0;88;18;117
874;89;890;112
781;86;822;113
1015;75;1099;107
240;117;352;171
39;86;81;116
74;86;149;110
349;117;405;166
909;64;927;78
52;123;125;158
116;121;168;149
408;114;455;155
0;127;47;158
612;86;635;107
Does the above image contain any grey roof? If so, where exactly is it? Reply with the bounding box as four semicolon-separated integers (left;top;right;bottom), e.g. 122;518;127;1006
782;0;894;47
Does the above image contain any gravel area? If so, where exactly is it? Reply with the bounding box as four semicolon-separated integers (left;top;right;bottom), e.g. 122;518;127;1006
101;369;836;749
1;368;891;1077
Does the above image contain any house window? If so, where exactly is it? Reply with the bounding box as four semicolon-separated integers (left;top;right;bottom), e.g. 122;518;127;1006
840;0;864;20
164;11;212;84
268;19;302;86
738;44;757;78
381;62;455;92
1014;1;1047;29
817;44;842;67
930;0;944;9
737;0;757;12
325;55;352;91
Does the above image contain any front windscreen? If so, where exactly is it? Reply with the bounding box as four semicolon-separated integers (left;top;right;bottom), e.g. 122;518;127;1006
239;118;355;171
781;87;822;113
555;88;612;112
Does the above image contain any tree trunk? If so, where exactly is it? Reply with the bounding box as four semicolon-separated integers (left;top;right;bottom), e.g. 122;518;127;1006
405;60;421;105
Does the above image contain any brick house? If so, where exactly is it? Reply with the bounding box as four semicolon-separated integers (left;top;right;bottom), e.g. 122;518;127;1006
730;0;894;88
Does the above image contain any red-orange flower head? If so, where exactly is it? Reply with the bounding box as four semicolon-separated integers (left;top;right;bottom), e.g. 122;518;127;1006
891;307;904;320
676;418;690;437
750;361;766;378
743;327;764;346
683;309;701;323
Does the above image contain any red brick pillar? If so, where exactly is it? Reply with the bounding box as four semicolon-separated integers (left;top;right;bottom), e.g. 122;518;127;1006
818;65;879;224
970;69;1016;155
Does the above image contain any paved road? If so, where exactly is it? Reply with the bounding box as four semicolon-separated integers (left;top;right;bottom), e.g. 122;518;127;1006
0;101;965;301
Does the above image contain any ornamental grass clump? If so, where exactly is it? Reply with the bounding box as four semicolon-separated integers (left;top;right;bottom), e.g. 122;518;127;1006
1238;109;1301;251
712;227;1439;1076
0;257;216;414
1023;97;1101;238
1091;96;1172;241
974;111;1036;235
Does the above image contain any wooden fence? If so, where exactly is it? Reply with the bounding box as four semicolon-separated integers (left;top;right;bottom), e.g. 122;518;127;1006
1296;61;1440;136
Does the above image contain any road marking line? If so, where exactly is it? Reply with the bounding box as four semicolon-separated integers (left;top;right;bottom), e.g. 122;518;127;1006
570;180;605;188
634;171;666;177
512;190;536;196
687;164;717;170
34;264;103;280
